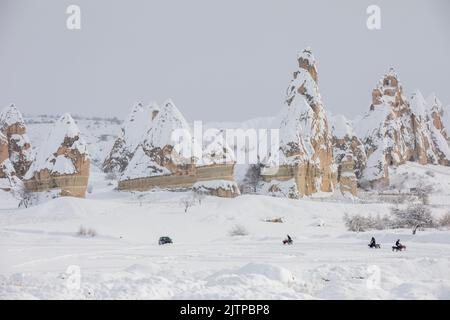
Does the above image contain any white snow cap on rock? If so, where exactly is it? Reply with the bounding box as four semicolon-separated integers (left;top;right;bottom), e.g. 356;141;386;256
144;99;192;150
24;113;88;179
426;92;443;112
121;102;155;153
410;90;428;118
121;145;171;180
0;104;25;128
329;114;355;138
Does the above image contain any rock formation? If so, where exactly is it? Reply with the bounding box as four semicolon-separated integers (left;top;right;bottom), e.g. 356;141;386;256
329;114;366;196
260;47;337;197
118;99;239;197
24;113;90;197
103;102;157;174
0;132;21;191
0;104;32;178
355;70;450;187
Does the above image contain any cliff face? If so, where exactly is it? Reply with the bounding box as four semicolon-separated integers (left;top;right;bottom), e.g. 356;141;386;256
261;48;337;197
24;114;90;198
356;70;450;187
0;104;32;178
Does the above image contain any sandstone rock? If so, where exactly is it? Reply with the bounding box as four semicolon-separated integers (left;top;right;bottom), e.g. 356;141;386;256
24;113;90;198
0;104;32;178
356;70;450;188
0;132;21;191
261;47;337;197
329;114;366;196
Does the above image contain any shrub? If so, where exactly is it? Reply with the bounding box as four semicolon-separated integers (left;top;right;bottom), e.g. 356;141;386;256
228;224;249;236
343;213;373;232
439;212;450;228
391;203;434;234
77;225;97;237
343;213;392;232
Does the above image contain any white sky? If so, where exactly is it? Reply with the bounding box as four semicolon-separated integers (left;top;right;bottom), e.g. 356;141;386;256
0;0;449;122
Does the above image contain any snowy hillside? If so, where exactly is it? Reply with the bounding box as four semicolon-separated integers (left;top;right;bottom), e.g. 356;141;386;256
1;110;450;300
1;164;450;299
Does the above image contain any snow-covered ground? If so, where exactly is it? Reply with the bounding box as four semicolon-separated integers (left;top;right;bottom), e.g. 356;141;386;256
1;117;450;300
1;163;450;300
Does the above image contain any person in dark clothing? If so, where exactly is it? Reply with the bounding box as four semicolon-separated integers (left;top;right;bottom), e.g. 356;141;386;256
395;239;402;248
369;237;376;248
283;234;293;245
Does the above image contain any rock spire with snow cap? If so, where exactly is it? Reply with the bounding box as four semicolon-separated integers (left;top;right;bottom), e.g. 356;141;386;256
24;113;90;197
0;104;32;178
356;71;450;187
261;47;337;197
103;102;156;174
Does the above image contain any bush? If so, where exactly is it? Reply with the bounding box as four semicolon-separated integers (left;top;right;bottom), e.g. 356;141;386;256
343;213;392;232
391;203;434;234
343;213;373;232
77;225;97;237
228;224;249;236
439;212;450;228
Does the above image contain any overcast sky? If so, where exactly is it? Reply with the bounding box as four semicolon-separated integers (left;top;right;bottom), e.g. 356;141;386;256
0;0;449;122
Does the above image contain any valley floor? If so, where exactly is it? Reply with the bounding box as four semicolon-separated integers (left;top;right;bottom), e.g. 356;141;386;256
1;163;450;299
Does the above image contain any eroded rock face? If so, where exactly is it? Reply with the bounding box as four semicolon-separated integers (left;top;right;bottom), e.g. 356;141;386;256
0;133;20;191
261;47;337;197
24;114;90;198
329;114;366;196
118;99;239;198
0;133;8;164
0;104;32;178
356;71;450;188
337;153;358;195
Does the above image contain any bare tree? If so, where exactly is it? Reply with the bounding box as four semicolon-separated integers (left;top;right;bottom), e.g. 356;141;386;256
193;191;206;205
180;196;195;213
391;203;434;234
439;212;450;229
241;163;262;193
415;181;433;205
18;188;34;209
228;224;249;236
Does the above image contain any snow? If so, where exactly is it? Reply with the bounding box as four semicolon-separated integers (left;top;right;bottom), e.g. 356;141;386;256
2;111;450;299
258;178;300;199
410;90;427;118
2;184;450;299
329;114;354;138
199;129;235;166
192;179;238;192
24;114;88;179
144;99;192;150
0;104;25;127
121;145;171;180
354;105;391;140
52;155;76;175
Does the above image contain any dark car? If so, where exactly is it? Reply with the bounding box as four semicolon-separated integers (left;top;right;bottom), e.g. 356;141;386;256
158;236;173;245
